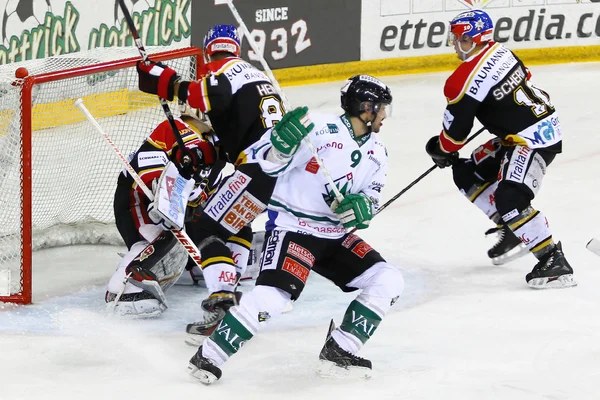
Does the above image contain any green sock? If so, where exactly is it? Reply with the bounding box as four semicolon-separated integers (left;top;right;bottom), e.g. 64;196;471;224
339;300;383;344
209;312;254;357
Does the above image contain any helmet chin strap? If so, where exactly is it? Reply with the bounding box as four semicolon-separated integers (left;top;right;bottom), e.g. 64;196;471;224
458;41;477;60
358;114;374;133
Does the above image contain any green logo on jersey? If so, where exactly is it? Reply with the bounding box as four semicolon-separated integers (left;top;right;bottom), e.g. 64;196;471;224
327;123;339;134
322;173;353;207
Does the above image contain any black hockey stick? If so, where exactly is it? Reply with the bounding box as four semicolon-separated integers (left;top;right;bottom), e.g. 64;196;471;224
117;0;192;166
349;126;487;233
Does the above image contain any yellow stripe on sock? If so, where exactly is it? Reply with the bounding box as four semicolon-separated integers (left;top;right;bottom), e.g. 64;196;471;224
228;236;252;249
509;210;539;231
531;237;553;253
202;256;235;269
468;182;492;202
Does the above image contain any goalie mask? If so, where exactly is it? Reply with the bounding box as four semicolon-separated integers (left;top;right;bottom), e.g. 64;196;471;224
341;75;393;122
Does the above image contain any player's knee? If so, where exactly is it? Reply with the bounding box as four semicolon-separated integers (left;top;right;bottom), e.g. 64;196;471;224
240;285;291;319
359;262;405;300
495;181;532;220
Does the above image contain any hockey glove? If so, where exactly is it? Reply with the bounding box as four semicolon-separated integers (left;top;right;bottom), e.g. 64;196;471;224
137;60;181;101
332;194;373;229
173;141;217;179
425;136;459;169
270;106;314;156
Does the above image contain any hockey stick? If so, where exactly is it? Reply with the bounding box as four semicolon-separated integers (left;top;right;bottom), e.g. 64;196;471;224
349;127;487;233
117;0;193;167
74;98;203;308
586;238;600;256
221;0;344;203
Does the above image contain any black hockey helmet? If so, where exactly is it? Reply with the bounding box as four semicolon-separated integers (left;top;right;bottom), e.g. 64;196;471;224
341;75;393;117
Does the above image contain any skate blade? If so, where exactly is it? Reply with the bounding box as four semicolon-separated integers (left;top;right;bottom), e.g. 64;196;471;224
188;363;219;385
316;360;372;380
184;333;208;347
491;243;529;265
527;274;577;289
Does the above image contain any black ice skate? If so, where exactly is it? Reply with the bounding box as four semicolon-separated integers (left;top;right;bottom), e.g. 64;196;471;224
185;291;242;346
486;225;528;265
316;320;372;379
188;346;222;385
526;242;576;289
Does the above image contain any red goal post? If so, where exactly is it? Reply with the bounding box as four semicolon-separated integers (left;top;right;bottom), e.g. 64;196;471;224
0;46;202;304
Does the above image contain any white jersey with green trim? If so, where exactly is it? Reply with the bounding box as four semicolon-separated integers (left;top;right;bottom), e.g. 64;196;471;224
248;112;388;239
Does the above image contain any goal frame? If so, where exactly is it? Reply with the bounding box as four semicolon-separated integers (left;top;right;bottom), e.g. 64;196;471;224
4;46;202;304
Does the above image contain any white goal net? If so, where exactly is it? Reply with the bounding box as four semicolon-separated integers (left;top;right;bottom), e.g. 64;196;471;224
0;46;201;303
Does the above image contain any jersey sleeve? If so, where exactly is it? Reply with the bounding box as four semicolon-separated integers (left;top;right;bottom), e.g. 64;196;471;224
438;70;481;153
184;73;234;114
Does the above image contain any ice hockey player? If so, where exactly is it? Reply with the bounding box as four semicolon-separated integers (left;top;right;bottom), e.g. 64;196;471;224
425;9;575;289
136;24;313;327
187;75;405;384
106;106;222;317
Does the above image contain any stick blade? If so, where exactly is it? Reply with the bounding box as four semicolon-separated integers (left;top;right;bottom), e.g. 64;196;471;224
586;238;600;256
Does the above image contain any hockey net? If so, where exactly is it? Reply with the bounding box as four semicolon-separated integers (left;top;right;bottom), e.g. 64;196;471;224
0;46;202;304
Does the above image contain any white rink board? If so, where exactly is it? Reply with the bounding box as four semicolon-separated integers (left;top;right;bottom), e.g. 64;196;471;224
362;0;600;60
0;62;599;399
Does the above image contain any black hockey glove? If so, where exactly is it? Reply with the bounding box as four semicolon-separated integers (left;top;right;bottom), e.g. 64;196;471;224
137;60;181;101
425;136;459;168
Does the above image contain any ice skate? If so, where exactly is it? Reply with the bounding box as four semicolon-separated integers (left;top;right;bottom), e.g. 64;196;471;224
486;225;528;265
188;346;222;385
526;242;576;289
316;321;372;379
185;291;241;345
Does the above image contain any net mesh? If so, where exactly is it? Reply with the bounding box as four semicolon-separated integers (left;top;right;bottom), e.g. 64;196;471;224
0;46;200;301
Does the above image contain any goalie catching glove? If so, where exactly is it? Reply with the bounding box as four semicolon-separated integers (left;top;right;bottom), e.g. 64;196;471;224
137;60;190;102
147;162;195;231
269;106;314;160
332;193;373;229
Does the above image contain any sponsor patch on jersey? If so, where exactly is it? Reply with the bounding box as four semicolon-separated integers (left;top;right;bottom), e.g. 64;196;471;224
282;257;310;283
342;234;360;249
263;230;283;269
206;170;251;221
137;151;168;168
287;242;315;267
443;109;455;130
221;191;266;233
327;123;339;134
505;146;532;184
351;241;374;258
305;157;320;174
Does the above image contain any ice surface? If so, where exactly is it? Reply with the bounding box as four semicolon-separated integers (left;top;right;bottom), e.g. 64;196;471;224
1;63;599;400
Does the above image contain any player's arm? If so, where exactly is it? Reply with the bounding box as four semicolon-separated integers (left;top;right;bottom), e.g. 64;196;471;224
176;73;235;114
130;139;170;194
136;60;234;113
426;76;480;168
252;106;314;176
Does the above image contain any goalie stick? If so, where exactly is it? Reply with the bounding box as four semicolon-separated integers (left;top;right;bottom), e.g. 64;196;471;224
586;238;600;256
117;0;194;169
349;126;487;233
218;0;344;203
74;98;203;310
